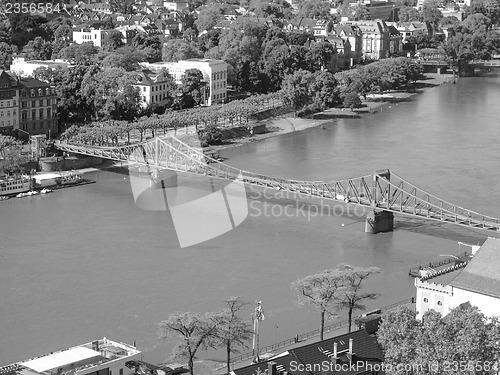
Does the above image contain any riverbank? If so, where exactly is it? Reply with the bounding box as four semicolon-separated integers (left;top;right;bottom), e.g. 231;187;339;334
209;73;455;154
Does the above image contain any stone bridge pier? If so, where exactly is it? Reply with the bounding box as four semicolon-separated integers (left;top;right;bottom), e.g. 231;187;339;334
365;169;394;234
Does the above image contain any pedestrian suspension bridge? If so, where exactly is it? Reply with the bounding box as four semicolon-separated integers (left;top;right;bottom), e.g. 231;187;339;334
56;136;500;234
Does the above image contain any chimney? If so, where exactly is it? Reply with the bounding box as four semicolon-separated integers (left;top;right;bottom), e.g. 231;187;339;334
347;338;355;362
268;362;277;375
332;342;339;364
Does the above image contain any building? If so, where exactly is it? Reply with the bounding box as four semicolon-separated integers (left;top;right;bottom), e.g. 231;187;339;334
387;25;403;55
231;329;384;375
18;78;58;136
347;20;391;60
0;337;140;375
142;59;227;106
0;70;20;132
133;69;175;107
333;24;363;64
72;28;112;48
10;58;70;78
415;237;500;320
392;22;431;43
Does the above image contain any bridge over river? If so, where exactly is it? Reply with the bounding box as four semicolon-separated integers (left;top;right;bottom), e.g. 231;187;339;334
56;136;500;234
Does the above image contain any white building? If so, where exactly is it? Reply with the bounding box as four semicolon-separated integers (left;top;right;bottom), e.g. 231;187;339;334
10;57;70;78
0;337;141;375
142;59;227;106
133;69;175;107
72;29;111;48
415;237;500;320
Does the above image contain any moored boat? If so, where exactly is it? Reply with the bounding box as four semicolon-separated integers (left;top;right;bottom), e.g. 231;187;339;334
1;175;32;197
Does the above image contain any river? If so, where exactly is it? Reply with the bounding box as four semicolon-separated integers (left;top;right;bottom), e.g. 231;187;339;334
1;73;500;366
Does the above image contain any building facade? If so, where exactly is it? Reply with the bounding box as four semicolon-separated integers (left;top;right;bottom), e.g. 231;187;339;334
18;78;58;136
0;70;20;132
72;28;111;48
415;237;500;320
133;68;175;107
348;20;391;60
143;59;227;106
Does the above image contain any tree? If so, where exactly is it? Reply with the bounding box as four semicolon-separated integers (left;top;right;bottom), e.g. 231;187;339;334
22;36;53;60
378;305;500;374
213;297;253;373
102;30;124;52
176;69;206;109
0;135;21;157
343;92;362;110
439;32;474;76
298;0;333;20
58;42;99;65
311;70;341;109
0;42;14;70
291;268;344;340
159;312;219;375
422;0;443;30
195;4;226;33
336;265;380;332
102;47;145;71
461;13;492;34
398;6;421;22
376;305;421;372
162;39;203;62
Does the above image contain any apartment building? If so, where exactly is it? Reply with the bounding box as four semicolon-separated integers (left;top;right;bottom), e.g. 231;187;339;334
347;19;391;60
0;70;20;132
143;59;227;105
18;78;58;136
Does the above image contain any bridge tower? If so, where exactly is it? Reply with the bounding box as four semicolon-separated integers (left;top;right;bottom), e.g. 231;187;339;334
150;138;178;189
365;169;394;234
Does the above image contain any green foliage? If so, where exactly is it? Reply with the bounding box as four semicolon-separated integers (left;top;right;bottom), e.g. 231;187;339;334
162;39;203;62
22;36;53;60
176;68;206;109
195;3;226;32
398;6;422;22
280;69;315;116
378;305;500;374
198;124;222;146
0;42;14;70
422;0;443;30
102;30;125;52
58;43;100;65
297;0;334;20
102;46;145;71
343;92;362;109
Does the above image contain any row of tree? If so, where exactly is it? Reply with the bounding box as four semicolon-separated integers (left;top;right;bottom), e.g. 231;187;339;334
279;57;426;116
161;264;379;375
60;92;282;146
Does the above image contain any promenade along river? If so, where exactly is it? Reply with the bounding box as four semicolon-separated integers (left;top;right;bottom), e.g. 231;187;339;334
1;73;500;365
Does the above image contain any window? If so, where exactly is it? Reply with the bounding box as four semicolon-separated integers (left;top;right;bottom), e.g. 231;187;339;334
143;87;146;92
13;99;16;106
47;108;51;118
39;109;44;119
21;102;26;109
46;88;50;95
7;111;10;116
21;111;27;121
13;110;16;115
32;109;36;119
437;301;442;306
32;100;36;107
120;369;123;375
7;101;10;107
38;89;43;96
31;89;35;97
7;120;10;126
423;297;428;303
0;102;3;108
0;111;3;117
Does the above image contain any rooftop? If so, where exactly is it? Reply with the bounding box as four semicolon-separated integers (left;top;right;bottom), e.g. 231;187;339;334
0;338;140;375
449;237;500;298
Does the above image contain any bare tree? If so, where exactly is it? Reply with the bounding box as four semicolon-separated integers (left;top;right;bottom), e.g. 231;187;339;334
213;297;253;373
291;270;344;340
158;311;219;375
336;265;381;332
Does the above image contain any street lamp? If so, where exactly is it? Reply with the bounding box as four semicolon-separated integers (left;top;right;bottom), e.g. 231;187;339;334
274;325;278;347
